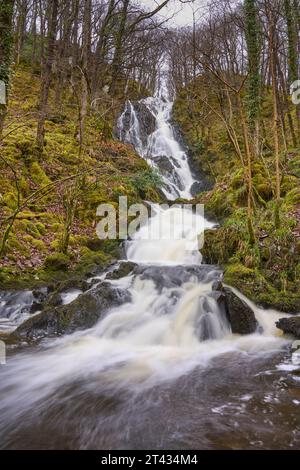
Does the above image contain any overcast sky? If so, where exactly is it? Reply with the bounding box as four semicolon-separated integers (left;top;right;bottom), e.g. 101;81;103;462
139;0;204;27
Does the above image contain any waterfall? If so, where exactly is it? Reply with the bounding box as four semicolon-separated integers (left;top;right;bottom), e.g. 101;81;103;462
0;69;295;451
117;75;197;200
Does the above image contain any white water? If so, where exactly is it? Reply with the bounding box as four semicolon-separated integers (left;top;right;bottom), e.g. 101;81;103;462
117;75;196;199
0;71;297;450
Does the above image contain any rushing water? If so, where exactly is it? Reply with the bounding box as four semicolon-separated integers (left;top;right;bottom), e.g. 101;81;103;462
117;77;197;200
0;76;300;450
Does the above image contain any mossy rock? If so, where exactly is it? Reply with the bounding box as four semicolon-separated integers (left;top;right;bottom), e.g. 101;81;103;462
285;187;300;206
29;162;51;185
11;281;131;340
44;253;70;271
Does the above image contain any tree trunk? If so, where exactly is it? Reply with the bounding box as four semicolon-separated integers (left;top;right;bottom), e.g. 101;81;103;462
0;0;15;136
284;0;300;140
36;0;59;150
244;0;261;159
269;14;281;228
78;0;92;148
109;0;130;95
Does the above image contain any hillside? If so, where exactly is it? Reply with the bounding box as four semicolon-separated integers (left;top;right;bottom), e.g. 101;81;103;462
174;78;300;312
0;67;162;288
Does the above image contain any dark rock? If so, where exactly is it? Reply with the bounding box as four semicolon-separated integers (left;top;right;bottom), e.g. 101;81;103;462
11;282;131;342
32;288;48;303
133;101;156;144
30;302;44;314
153;155;174;173
276;317;300;339
117;100;156;148
106;262;137;280
45;291;63;308
135;265;222;292
212;280;223;292
30;288;48;314
85;238;105;252
190;181;207;197
224;287;258;335
55;279;89;293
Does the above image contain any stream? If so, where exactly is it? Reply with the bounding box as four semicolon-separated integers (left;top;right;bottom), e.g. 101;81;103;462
0;74;300;450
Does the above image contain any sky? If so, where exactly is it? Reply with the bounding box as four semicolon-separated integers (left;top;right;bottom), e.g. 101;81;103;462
139;0;203;28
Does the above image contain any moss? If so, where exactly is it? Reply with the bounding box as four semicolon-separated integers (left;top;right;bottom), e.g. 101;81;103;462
29;162;51;185
285;187;300;206
224;263;257;285
2;191;18;209
44;253;70;271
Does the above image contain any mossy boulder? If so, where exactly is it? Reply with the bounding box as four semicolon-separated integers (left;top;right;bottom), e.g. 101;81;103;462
276;317;300;338
44;253;70;271
11;281;131;341
224;287;258;335
106;261;137;280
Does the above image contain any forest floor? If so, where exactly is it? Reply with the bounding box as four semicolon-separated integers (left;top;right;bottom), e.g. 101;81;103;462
0;67;162;289
174;80;300;313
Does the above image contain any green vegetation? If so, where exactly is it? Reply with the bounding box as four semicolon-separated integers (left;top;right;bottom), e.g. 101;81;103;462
0;67;163;288
174;78;300;312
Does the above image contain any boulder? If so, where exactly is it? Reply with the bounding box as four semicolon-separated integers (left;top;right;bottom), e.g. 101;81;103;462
224;287;258;335
106;261;138;280
276;317;300;339
153;155;174;173
190;181;206;197
11;281;131;342
134;101;157;144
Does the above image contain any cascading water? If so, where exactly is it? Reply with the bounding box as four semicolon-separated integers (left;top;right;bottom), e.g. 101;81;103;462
117;74;197;199
0;71;300;450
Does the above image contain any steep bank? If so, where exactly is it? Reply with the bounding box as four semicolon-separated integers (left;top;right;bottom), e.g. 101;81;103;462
174;80;300;313
0;67;163;289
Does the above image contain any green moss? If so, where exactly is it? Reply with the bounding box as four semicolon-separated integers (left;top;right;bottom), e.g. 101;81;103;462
29;162;51;185
285;187;300;206
44;253;70;271
2;191;17;209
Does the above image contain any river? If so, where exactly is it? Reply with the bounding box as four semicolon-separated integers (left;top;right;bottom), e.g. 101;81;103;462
0;73;299;450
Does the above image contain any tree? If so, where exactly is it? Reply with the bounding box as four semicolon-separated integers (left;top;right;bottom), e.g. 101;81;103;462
265;0;281;227
36;0;59;150
0;0;15;136
244;0;261;158
284;0;300;140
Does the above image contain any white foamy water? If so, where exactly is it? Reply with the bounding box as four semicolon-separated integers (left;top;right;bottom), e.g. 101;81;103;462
117;74;196;199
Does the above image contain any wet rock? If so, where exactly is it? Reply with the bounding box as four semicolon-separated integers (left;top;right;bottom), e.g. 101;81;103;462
190;181;206;197
212;280;223;292
118;101;156;148
45;291;63;308
133;101;156;144
55;279;89;293
209;290;226;308
135;265;222;292
224;287;258;335
30;288;48;313
106;262;138;280
276;317;300;339
11;282;131;341
153;155;174;173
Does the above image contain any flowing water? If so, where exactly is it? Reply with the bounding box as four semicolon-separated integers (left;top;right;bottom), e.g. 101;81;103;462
117;77;197;200
0;77;300;450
